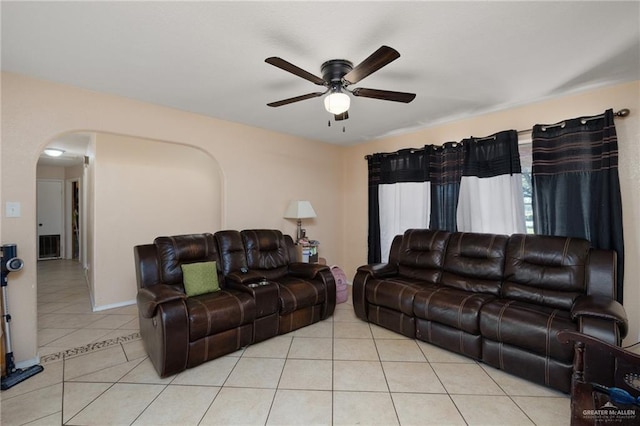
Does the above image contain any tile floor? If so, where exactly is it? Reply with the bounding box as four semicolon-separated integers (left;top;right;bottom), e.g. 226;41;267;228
1;259;570;425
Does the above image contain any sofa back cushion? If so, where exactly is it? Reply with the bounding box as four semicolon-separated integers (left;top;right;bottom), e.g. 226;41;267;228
397;229;450;283
154;233;219;287
215;230;248;276
503;234;590;310
442;232;508;295
241;229;290;278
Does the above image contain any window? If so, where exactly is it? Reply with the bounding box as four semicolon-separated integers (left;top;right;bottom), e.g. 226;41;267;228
519;141;534;234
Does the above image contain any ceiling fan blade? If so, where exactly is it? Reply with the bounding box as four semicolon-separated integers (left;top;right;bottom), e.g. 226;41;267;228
352;88;416;103
342;46;400;85
265;57;326;86
267;92;325;107
334;111;349;121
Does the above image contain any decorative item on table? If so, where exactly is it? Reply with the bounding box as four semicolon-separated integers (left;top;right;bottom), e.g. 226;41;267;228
298;239;319;263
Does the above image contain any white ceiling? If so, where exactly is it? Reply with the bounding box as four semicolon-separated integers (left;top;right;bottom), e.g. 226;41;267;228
3;1;639;149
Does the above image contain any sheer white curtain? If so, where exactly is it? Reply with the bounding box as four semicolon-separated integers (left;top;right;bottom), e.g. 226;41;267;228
379;182;430;261
457;174;525;234
456;130;526;234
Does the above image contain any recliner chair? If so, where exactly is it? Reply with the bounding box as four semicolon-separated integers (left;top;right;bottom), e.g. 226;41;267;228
135;233;255;377
219;229;336;334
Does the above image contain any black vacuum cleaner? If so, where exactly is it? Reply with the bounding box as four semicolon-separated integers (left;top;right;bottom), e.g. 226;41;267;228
1;243;44;390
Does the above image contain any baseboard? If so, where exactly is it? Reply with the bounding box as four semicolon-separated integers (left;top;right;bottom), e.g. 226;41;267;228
93;299;136;312
15;355;41;369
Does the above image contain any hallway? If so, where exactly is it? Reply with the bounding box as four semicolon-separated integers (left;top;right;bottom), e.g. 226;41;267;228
37;259;139;361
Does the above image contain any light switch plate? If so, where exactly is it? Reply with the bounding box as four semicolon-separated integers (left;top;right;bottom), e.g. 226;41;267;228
6;202;21;217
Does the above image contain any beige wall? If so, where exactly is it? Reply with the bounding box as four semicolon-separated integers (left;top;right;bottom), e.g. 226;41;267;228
36;164;65;180
91;133;223;308
2;71;637;365
342;81;640;344
1;72;344;364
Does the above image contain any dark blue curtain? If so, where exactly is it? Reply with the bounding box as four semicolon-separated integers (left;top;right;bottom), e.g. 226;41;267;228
367;153;383;263
428;142;466;232
532;109;624;302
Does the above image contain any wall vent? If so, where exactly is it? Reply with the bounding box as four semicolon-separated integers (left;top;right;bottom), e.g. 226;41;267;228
39;234;61;259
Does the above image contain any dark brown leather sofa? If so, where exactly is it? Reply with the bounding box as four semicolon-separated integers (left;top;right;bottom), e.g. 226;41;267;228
135;230;335;377
353;229;628;393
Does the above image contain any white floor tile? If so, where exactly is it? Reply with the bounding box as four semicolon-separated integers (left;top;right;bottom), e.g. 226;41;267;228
132;385;220;425
333;391;399;425
278;359;333;390
0;383;62;426
382;361;446;393
288;337;333;359
224;357;285;388
267;389;332;425
432;362;505;395
334;337;379;360
392;393;466;425
66;383;165;425
512;395;571;426
451;394;535;425
200;387;275;425
333;360;388;391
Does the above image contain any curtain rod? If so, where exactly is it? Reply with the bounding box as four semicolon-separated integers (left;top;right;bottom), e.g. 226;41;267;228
517;108;630;134
364;108;630;160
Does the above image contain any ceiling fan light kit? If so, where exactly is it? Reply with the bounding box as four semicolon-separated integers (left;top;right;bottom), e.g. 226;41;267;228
266;46;416;121
324;90;350;115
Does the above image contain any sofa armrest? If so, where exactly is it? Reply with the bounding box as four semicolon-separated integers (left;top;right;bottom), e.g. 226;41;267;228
572;295;628;337
288;262;330;279
137;285;186;318
357;263;398;279
225;270;264;284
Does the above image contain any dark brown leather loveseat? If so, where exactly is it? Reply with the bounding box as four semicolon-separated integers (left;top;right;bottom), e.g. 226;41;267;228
134;229;335;377
353;229;628;393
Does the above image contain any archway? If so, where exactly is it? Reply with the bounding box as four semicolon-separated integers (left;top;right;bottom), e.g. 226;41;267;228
35;131;223;357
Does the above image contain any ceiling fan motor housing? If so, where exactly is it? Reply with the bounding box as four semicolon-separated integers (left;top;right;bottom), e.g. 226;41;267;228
321;60;353;86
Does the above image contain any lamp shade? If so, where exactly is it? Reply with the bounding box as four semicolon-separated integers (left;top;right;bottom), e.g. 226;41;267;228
283;200;317;219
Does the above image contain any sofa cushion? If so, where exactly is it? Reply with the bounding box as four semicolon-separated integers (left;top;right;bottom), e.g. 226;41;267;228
155;233;219;286
214;230;248;276
414;287;494;334
181;261;220;297
441;232;508;296
186;290;256;341
365;277;435;316
503;235;590;310
480;299;577;362
277;276;326;314
397;229;450;283
241;229;290;277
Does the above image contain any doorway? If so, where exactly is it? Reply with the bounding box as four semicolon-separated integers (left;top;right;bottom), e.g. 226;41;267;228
37;179;64;259
66;179;81;260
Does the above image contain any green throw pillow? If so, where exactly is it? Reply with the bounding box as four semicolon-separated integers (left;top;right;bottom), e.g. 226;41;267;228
181;261;220;297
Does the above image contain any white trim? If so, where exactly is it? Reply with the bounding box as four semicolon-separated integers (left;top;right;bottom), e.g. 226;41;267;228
92;299;136;312
15;355;41;369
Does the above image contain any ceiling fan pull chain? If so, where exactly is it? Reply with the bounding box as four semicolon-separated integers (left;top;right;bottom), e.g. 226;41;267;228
343;126;346;133
328;120;331;127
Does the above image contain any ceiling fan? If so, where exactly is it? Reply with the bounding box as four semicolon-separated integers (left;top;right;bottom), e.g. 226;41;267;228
265;46;416;121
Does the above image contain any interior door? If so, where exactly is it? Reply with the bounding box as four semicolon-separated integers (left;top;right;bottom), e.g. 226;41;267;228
37;179;64;259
